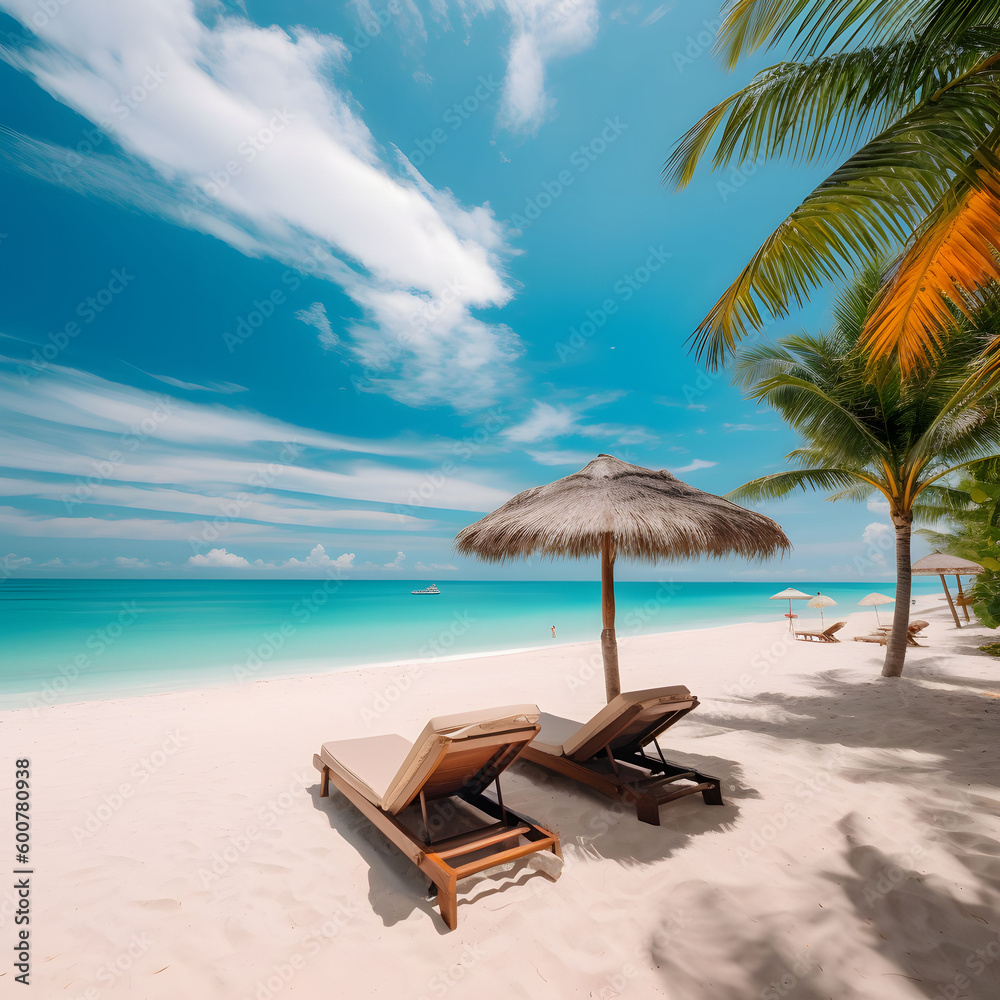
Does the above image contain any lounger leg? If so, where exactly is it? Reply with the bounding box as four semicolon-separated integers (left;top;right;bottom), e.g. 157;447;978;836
437;876;459;930
320;765;330;798
634;796;661;826
701;780;724;806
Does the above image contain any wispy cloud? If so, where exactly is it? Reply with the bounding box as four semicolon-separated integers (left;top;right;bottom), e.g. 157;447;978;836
504;394;654;447
672;459;716;474
349;0;599;132
0;363;515;558
141;372;248;394
185;543;368;574
295;302;339;350
525;449;594;467
0;0;519;409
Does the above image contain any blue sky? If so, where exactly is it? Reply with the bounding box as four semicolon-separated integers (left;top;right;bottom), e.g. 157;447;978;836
0;0;911;581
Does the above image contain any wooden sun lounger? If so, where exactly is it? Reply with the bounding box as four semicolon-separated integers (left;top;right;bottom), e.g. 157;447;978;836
853;620;929;647
519;687;723;826
794;621;846;643
313;705;561;929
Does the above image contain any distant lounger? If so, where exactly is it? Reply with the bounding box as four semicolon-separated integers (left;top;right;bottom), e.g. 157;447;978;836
313;705;561;929
853;620;929;647
795;621;846;643
518;687;723;826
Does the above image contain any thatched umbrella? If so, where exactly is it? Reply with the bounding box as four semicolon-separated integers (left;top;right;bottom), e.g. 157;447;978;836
912;551;985;628
454;454;791;701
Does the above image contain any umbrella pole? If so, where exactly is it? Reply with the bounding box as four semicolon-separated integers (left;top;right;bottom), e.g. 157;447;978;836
601;533;620;703
955;575;971;622
939;573;961;628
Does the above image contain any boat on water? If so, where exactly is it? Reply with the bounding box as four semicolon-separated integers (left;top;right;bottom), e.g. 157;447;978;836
411;584;441;595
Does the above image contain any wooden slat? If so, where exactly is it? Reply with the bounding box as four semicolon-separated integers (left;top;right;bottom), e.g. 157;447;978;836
445;837;559;880
435;825;530;860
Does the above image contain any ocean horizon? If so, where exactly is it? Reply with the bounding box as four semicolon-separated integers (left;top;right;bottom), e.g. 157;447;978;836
1;578;942;707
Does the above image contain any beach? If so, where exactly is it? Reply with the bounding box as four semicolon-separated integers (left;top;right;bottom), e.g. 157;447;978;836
4;592;1000;999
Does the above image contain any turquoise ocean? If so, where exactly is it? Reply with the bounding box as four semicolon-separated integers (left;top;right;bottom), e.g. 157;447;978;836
0;578;941;707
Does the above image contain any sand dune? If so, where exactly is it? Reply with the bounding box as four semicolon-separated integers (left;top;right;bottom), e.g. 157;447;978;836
4;595;1000;999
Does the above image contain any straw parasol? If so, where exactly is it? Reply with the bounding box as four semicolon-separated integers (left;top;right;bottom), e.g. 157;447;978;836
454;454;791;702
911;551;985;628
858;591;894;628
807;592;837;627
770;587;811;631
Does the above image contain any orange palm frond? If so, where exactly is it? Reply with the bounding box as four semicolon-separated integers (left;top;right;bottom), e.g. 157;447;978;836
863;169;1000;374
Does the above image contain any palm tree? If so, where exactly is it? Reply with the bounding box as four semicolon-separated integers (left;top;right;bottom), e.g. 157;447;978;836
666;1;1000;373
728;263;1000;676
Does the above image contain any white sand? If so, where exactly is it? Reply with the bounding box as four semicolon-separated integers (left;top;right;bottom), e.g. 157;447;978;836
4;595;1000;999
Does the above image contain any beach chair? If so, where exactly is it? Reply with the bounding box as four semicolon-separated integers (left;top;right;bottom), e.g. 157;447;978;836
853;620;929;647
794;621;846;643
313;705;561;929
519;687;723;826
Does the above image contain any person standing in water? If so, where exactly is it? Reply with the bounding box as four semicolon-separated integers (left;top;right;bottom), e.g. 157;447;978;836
551;625;556;638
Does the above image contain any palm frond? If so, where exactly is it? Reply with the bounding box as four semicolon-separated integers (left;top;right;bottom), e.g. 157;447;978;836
715;0;1000;67
726;467;874;503
690;90;1000;367
667;34;1000;189
862;167;1000;373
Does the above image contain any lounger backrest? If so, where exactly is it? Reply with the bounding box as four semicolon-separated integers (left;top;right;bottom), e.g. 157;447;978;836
825;621;846;636
563;687;697;762
381;704;540;814
909;620;929;633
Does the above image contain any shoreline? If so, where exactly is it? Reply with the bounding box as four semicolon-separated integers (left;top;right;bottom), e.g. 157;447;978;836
1;592;948;712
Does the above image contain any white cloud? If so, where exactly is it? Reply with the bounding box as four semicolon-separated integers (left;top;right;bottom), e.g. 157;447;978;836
491;0;600;132
641;4;670;26
862;522;892;547
414;560;457;571
504;396;654;447
0;506;281;541
672;459;716;474
525;449;593;466
38;557;105;570
867;498;891;515
348;0;598;133
143;372;248;394
113;556;153;569
723;423;772;432
185;544;362;573
0;362;512;515
0;0;519;408
383;550;406;570
279;544;355;571
295;302;339;350
862;521;892;568
1;552;31;569
505;402;579;443
187;548;252;568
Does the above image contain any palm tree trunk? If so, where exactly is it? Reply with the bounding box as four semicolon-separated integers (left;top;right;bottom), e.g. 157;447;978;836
881;515;912;678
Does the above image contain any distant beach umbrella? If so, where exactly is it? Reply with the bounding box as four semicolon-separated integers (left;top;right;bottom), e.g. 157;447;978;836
454;454;791;701
911;551;985;628
858;592;895;627
807;592;837;626
770;587;811;631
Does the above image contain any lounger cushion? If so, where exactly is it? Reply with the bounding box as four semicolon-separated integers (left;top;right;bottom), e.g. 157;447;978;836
382;704;539;813
321;705;540;815
530;687;695;760
532;713;584;756
319;734;413;808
